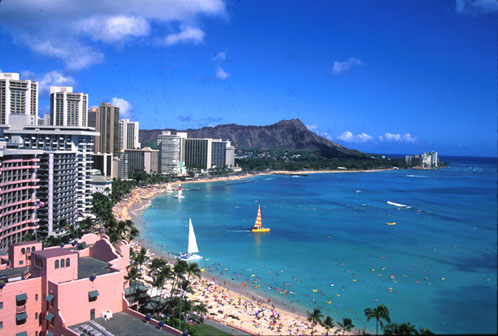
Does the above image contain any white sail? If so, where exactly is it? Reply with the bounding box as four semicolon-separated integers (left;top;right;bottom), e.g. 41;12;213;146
187;218;199;254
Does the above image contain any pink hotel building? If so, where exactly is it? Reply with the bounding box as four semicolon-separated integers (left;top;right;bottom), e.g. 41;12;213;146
0;234;181;336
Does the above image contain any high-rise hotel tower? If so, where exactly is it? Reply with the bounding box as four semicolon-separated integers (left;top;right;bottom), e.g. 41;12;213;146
50;86;88;127
0;72;38;126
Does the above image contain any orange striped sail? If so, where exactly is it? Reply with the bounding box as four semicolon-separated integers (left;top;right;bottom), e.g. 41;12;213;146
251;204;270;233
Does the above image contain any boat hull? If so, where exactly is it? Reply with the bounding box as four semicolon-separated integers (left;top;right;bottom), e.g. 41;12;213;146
178;253;203;261
251;228;270;233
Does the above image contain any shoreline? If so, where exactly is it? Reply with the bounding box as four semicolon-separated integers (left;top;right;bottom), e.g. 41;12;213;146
113;170;393;335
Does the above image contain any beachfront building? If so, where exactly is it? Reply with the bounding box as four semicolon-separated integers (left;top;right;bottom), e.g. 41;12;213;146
125;147;159;176
405;151;438;168
211;139;235;169
0;234;129;335
36;151;78;238
50;86;88;127
97;103;120;155
1;119;98;220
119;119;140;151
89;169;112;195
0;138;42;252
157;131;187;175
0;72;38;126
184;138;212;171
93;152;113;178
112;151;128;180
0;235;181;336
38;113;51;126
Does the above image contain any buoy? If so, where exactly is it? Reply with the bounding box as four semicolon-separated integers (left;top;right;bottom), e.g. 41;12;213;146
201;268;205;272
441;277;445;280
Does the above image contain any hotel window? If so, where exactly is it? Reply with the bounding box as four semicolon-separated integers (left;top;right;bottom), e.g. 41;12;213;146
55;260;59;269
21;248;25;254
35;294;38;301
66;258;70;267
0;321;2;329
19;260;23;265
0;302;2;309
61;259;65;268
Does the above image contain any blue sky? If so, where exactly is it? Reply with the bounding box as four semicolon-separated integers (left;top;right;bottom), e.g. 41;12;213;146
0;0;496;156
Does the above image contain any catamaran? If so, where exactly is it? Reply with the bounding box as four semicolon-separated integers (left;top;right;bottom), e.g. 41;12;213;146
179;218;203;261
250;204;270;233
174;184;185;199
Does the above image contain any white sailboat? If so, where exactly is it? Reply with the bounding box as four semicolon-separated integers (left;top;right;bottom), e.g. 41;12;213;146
179;218;202;261
174;184;185;199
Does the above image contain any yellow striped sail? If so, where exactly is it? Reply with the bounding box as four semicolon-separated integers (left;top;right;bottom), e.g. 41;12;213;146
251;204;270;233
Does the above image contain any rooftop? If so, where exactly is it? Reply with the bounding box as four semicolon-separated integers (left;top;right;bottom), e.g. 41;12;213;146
70;312;175;336
11;240;38;247
0;266;28;282
78;257;114;279
34;248;76;258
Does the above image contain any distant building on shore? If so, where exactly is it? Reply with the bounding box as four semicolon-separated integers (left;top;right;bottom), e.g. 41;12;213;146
125;147;159;176
119;119;140;151
0;72;38;126
405;151;438;168
50;86;88;127
157;131;187;175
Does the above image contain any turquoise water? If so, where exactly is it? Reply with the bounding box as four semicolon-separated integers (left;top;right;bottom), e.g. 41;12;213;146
139;157;497;334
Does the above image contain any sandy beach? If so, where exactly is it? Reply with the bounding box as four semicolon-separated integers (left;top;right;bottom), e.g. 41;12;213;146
112;171;382;335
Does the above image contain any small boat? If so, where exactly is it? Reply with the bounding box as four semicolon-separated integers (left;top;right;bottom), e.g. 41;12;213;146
174;184;185;199
166;183;173;193
250;205;270;233
178;218;203;261
386;222;397;226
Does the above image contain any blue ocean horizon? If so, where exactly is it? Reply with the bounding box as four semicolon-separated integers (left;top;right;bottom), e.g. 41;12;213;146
139;156;497;334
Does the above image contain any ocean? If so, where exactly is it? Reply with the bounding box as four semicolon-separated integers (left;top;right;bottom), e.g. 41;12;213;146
138;156;497;334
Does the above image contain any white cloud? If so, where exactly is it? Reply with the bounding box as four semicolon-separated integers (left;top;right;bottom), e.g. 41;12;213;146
383;132;417;143
332;57;363;74
163;26;205;46
306;124;319;132
21;70;76;96
456;0;497;14
80;15;150;43
213;51;227;61
338;131;417;143
111;97;133;118
0;0;225;70
215;67;231;80
25;36;104;70
337;131;374;143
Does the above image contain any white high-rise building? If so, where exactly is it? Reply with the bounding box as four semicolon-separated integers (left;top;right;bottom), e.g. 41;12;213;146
50;86;88;127
157;131;187;175
118;119;140;151
0;72;38;126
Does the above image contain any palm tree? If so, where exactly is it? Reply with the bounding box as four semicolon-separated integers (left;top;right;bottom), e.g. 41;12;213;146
364;304;391;335
307;308;324;335
335;318;354;336
322;316;335;335
134;247;147;270
171;260;188;298
397;322;417;335
383;322;398;335
148;257;167;277
125;265;140;303
186;262;201;282
151;273;166;318
418;327;434;335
